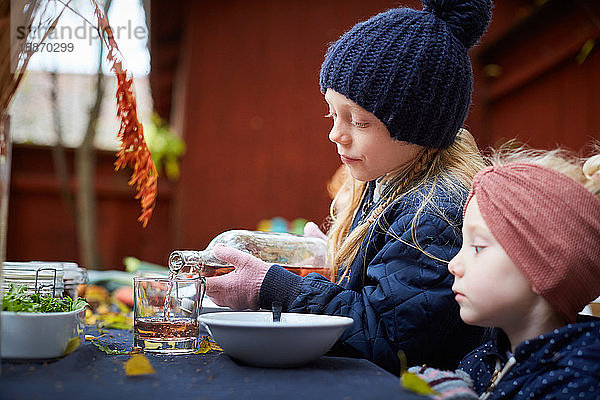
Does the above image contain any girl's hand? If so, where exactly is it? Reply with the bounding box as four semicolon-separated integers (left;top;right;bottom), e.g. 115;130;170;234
205;244;271;310
304;221;328;240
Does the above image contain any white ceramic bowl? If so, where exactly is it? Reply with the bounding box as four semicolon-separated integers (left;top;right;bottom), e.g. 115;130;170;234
198;311;353;367
1;307;86;359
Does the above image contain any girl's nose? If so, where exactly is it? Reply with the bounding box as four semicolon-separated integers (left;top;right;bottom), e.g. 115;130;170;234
447;251;463;277
328;121;350;145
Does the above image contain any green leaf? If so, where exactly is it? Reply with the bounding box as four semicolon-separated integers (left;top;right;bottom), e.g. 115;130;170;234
401;372;439;395
91;340;130;355
396;349;438;396
71;297;90;311
2;284;89;313
145;112;185;181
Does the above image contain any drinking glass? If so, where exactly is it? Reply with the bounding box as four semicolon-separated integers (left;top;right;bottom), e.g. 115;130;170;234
133;275;205;354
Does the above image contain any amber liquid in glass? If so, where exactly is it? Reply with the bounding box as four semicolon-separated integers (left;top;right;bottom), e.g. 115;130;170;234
135;317;199;340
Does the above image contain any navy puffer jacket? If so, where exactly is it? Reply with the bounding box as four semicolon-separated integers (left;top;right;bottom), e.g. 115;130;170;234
259;179;484;374
459;316;600;399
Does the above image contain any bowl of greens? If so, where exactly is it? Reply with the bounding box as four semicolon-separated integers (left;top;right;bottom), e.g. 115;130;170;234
1;284;88;359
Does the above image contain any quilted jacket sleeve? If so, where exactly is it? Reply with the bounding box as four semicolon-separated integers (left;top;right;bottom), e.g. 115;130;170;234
259;204;476;373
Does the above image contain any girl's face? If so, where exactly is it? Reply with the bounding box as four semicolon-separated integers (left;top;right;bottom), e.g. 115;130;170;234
448;196;541;330
324;89;423;182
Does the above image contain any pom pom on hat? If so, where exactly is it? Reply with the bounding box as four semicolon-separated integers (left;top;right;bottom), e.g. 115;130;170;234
320;0;492;148
422;0;493;48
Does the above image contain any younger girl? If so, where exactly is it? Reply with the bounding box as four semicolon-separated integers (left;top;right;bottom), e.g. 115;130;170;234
206;0;492;373
412;149;600;399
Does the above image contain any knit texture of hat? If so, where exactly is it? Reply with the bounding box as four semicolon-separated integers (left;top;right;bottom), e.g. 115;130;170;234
320;0;492;148
466;163;600;323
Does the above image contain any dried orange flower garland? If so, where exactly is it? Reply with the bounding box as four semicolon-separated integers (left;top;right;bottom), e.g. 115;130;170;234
93;3;157;227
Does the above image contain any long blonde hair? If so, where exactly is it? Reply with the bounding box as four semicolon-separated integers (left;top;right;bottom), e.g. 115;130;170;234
327;129;485;282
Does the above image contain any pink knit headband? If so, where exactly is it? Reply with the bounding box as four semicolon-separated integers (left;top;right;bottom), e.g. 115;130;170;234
466;163;600;323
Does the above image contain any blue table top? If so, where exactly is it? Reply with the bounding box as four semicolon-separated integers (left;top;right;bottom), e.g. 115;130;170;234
0;327;426;400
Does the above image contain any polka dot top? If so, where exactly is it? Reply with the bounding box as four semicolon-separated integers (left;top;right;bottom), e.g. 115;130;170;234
458;315;600;400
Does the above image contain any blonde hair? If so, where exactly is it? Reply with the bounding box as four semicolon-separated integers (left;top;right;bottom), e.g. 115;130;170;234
326;129;485;282
487;141;600;198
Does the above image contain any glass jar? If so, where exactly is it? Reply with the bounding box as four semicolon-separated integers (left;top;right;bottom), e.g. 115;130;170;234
168;230;331;280
55;262;88;299
2;261;88;299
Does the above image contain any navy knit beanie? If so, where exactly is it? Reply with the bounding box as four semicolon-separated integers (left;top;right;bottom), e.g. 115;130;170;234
320;0;492;148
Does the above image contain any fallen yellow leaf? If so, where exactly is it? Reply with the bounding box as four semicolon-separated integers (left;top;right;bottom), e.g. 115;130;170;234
125;354;156;376
195;336;211;354
63;336;81;356
194;336;222;354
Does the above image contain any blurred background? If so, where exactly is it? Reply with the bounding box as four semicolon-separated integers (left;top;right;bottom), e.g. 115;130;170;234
5;0;600;271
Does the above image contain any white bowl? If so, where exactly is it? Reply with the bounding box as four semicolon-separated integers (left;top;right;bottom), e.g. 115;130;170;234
198;311;353;367
1;307;86;359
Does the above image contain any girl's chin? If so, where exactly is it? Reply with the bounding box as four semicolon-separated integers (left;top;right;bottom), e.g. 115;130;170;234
347;168;379;182
459;310;481;326
459;311;494;328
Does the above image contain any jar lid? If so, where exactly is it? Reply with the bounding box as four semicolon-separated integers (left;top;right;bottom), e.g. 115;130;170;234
26;261;88;286
3;262;67;297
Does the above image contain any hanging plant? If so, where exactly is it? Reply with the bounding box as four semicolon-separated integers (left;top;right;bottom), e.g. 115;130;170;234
92;1;158;227
3;0;158;227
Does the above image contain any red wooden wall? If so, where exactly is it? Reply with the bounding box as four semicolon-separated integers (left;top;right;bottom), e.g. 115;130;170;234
468;0;600;150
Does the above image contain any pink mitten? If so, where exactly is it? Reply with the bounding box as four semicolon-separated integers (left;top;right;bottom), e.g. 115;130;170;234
303;221;328;240
205;244;271;310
